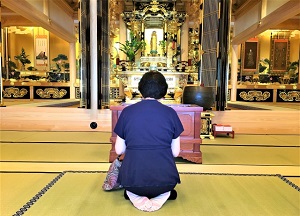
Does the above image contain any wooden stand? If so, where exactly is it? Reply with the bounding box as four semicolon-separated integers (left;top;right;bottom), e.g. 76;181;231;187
213;130;235;138
109;104;203;163
212;124;234;138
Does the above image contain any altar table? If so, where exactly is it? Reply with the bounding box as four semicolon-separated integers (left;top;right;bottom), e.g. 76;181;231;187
109;104;203;163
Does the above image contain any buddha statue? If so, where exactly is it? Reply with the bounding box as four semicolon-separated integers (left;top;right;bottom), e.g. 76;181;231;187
150;31;158;56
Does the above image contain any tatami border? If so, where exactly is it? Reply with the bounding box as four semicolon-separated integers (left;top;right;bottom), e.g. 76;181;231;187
12;171;300;215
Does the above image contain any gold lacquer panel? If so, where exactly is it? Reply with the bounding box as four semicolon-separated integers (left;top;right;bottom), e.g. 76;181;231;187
237;89;273;102
3;87;29;98
33;87;70;99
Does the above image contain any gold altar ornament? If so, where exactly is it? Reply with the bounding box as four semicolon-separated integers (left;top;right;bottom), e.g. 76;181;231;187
36;88;67;98
3;87;28;98
239;91;271;101
279;91;300;101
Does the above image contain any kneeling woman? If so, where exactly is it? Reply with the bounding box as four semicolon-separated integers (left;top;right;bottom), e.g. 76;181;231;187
114;71;184;212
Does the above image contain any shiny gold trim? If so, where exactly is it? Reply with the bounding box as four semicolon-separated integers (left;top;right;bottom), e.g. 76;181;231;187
239;91;271;101
36;88;67;98
279;91;300;101
3;87;28;98
201;118;209;135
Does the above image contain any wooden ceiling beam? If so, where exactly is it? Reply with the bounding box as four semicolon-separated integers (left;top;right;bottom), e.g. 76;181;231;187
2;15;35;26
2;0;76;42
232;0;260;19
270;17;300;30
232;0;300;45
52;0;74;17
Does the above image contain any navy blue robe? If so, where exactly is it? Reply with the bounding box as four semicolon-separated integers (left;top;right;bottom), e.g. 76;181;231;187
114;100;184;188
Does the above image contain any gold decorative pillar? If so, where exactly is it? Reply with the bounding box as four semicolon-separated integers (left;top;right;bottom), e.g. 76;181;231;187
119;15;126;61
163;21;167;57
0;2;4;106
141;20;145;56
177;28;181;61
69;42;76;99
90;0;98;115
181;16;189;62
230;45;238;102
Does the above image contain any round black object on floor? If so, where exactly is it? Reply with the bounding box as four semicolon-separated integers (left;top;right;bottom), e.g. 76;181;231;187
90;122;98;129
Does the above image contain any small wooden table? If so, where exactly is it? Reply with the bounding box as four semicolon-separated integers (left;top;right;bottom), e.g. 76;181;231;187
213;130;235;138
110;104;203;163
212;124;234;138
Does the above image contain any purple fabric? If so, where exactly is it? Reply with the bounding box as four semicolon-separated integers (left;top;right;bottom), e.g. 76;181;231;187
102;157;123;190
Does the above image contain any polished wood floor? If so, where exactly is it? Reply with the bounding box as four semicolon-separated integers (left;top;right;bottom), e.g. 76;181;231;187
2;99;300;110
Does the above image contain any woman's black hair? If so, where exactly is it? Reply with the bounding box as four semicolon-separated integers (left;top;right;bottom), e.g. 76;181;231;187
138;71;168;99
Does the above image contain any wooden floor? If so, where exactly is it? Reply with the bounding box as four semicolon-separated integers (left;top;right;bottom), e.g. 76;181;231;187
1;99;300;134
2;99;300;110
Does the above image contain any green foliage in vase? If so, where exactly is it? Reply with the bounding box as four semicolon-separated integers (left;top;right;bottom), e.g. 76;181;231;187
287;61;299;71
117;31;146;62
259;64;267;73
159;40;166;55
14;48;31;67
287;61;299;77
52;54;68;71
8;60;17;71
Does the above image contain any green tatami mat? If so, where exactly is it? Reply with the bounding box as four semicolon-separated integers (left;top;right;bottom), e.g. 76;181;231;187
0;131;111;143
0;143;111;162
202;145;300;166
0;173;58;216
287;177;300;188
2;131;299;147
202;134;300;147
1;143;299;166
15;172;300;216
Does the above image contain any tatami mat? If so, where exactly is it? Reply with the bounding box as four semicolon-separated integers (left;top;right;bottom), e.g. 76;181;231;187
202;134;300;146
0;173;59;216
287;177;300;187
1;131;299;216
0;143;111;162
1;143;299;166
7;172;300;216
0;131;111;143
1;131;299;147
202;145;300;165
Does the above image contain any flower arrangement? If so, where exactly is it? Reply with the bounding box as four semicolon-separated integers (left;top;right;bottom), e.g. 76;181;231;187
159;40;166;56
117;31;146;62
